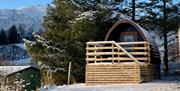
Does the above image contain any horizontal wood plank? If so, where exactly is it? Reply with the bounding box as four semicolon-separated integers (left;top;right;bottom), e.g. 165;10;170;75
86;57;149;61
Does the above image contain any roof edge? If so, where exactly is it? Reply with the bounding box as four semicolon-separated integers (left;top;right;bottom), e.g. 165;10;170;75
104;18;147;41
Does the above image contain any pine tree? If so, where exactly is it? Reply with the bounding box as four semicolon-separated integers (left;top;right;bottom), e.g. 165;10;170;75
135;0;179;31
25;0;111;85
136;0;180;74
8;25;20;44
0;29;7;45
161;0;179;74
25;26;34;40
17;24;26;43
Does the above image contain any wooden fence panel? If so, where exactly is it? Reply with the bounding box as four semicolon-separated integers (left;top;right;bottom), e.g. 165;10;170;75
86;64;141;85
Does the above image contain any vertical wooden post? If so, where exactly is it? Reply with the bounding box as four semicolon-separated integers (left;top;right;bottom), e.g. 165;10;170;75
94;45;97;63
118;49;120;63
68;62;71;85
112;43;114;64
144;43;147;63
86;44;89;64
147;43;150;63
1;79;4;91
50;70;53;84
134;64;136;82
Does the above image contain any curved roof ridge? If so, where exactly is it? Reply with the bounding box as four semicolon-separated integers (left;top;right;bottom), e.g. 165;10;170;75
104;18;156;45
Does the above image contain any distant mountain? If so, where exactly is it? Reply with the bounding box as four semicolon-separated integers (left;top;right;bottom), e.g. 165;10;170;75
0;5;46;32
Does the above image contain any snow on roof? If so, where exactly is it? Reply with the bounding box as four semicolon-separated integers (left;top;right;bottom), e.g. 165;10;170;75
0;66;33;76
0;71;7;77
135;21;157;45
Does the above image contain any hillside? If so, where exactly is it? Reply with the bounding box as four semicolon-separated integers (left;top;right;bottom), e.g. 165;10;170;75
0;5;46;32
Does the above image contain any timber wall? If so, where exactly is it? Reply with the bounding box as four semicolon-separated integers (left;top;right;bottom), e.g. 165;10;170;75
140;64;160;82
86;63;160;85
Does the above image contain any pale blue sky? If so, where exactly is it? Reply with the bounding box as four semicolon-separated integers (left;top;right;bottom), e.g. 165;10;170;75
0;0;53;9
0;0;179;9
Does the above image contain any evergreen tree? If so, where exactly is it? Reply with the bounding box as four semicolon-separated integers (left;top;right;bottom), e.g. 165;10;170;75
25;0;111;85
135;0;179;31
17;24;26;43
8;25;20;44
136;0;180;74
25;26;34;40
0;29;7;45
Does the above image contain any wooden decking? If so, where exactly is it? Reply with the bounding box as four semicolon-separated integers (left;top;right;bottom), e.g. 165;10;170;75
85;41;160;85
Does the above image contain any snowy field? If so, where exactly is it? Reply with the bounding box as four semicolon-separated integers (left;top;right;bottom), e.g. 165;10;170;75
40;75;180;91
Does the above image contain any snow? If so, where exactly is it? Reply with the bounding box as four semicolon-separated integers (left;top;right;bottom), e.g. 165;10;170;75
75;11;97;21
0;66;32;76
0;43;31;65
39;62;180;91
40;76;180;91
14;43;26;50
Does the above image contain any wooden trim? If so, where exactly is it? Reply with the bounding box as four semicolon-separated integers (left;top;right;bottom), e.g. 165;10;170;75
86;47;148;50
86;57;149;61
86;45;89;64
86;52;148;56
117;41;149;45
87;41;149;45
118;49;120;63
112;43;114;64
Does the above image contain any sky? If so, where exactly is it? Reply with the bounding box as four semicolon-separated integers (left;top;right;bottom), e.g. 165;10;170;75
0;0;53;9
0;0;179;9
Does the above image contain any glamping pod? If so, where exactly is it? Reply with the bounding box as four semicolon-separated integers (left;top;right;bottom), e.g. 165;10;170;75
104;18;161;64
85;19;161;85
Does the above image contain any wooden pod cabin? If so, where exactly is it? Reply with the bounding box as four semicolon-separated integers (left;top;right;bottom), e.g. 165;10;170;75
85;19;161;85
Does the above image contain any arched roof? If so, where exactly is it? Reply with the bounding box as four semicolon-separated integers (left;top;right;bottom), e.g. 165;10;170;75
104;18;156;45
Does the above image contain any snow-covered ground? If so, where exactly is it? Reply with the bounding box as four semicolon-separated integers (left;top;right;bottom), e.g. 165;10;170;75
0;43;32;65
39;75;180;91
39;62;180;91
